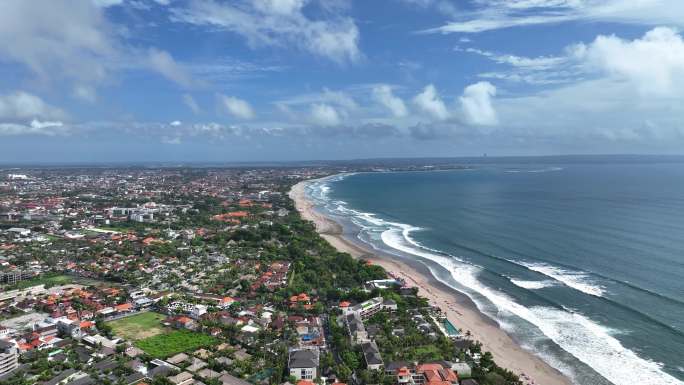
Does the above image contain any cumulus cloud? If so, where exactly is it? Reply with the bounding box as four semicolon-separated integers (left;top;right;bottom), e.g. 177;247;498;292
413;84;449;120
373;85;408;117
219;95;255;119
460;81;498;126
571;27;684;95
170;0;361;64
0;0;202;102
310;103;341;126
0;1;117;85
0;92;66;120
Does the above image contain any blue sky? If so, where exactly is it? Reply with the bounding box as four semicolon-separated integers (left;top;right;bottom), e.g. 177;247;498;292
1;0;684;162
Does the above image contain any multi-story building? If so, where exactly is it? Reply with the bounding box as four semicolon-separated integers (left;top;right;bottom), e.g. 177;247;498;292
288;348;319;380
0;340;18;375
343;297;397;320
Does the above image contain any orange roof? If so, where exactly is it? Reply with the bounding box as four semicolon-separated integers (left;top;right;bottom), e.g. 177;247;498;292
115;303;133;311
80;321;95;328
398;367;411;376
339;301;351;308
297;381;315;385
298;293;310;301
221;296;235;303
417;364;444;372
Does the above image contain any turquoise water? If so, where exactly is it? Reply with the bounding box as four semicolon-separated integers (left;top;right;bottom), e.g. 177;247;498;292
305;162;684;385
443;319;459;336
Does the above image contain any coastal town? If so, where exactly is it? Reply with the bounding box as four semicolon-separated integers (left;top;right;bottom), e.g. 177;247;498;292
1;166;523;385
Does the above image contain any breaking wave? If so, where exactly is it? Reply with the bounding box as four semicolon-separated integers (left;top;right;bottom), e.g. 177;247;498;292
510;261;606;297
306;178;683;385
510;279;557;290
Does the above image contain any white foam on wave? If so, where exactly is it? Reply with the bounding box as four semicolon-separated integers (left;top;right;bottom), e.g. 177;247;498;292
510;279;557;290
376;223;683;385
308;181;683;385
530;307;684;385
512;261;606;297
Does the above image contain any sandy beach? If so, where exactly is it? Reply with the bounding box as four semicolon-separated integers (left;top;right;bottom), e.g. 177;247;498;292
290;180;573;385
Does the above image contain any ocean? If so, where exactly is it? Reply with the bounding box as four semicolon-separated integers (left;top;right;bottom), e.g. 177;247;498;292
304;161;684;385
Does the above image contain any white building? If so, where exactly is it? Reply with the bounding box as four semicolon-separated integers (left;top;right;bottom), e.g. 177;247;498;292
191;304;207;319
288;349;319;380
344;297;398;319
0;340;18;375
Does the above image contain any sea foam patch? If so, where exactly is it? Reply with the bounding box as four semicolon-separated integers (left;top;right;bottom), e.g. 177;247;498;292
510;279;557;290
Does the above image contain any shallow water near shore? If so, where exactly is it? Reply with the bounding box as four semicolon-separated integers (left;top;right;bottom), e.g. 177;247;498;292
304;163;684;385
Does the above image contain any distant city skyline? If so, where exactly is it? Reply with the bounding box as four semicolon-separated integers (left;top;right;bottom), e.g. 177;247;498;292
2;0;684;162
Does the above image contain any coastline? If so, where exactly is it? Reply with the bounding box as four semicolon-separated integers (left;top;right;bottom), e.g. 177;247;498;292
289;179;574;385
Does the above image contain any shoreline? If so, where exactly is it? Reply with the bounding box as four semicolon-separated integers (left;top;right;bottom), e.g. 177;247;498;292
289;179;573;385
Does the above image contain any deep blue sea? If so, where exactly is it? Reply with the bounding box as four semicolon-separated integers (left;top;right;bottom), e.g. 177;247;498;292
304;162;684;385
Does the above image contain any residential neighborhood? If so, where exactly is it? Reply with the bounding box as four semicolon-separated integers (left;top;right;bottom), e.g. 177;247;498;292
1;166;518;385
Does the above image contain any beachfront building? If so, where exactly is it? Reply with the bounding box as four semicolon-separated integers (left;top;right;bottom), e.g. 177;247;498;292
0;340;18;375
385;362;459;385
343;297;397;320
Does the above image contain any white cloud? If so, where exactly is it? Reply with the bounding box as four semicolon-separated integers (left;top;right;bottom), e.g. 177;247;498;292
571;27;684;95
171;0;361;63
425;0;684;34
462;47;566;70
0;92;66;120
254;0;306;15
413;84;449;120
310;103;341;126
170;120;182;126
322;88;358;111
0;119;67;136
183;94;201;114
460;81;498;126
147;48;194;88
373;85;408;118
219;95;255;119
0;1;117;84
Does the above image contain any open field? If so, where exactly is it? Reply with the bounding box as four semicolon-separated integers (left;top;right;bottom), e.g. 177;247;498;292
4;274;74;290
107;312;167;341
135;330;218;358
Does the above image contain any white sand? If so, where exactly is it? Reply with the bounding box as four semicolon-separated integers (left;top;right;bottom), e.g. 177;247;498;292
290;180;573;385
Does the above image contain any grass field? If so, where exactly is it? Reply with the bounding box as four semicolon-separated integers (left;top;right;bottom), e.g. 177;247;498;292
135;330;217;358
3;274;74;290
107;312;167;341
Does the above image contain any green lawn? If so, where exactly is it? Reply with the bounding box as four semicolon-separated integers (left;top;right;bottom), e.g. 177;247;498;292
135;330;218;358
107;312;167;341
3;274;74;290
